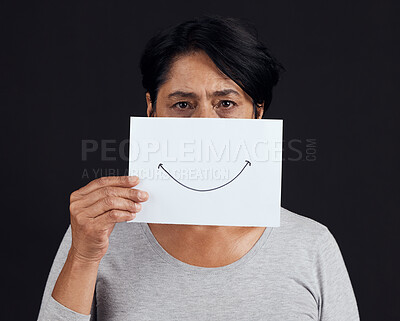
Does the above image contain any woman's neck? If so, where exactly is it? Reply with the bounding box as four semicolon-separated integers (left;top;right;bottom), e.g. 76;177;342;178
148;223;266;267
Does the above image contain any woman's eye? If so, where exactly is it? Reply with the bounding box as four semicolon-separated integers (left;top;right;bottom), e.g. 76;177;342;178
175;102;189;109
220;100;236;108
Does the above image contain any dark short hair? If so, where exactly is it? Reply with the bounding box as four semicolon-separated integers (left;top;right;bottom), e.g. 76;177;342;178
139;15;285;115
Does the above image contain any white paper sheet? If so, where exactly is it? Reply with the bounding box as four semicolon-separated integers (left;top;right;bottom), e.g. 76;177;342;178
128;117;283;227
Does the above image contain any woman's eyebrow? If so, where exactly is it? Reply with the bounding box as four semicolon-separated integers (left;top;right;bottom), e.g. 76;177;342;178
167;89;241;99
211;89;241;97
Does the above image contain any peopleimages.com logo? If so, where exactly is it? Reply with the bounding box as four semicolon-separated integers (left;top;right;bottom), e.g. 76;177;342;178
80;138;317;179
129;138;282;163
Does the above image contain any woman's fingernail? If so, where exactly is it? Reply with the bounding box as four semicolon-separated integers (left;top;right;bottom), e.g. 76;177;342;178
129;176;139;184
136;203;142;211
138;191;148;201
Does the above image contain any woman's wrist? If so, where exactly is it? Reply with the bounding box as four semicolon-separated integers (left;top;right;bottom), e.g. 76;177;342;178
67;247;103;267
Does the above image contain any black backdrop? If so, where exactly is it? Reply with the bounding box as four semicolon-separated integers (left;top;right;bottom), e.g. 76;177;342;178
2;1;399;320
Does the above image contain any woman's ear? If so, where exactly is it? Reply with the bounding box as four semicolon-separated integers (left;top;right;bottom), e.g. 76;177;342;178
256;102;265;119
146;92;155;117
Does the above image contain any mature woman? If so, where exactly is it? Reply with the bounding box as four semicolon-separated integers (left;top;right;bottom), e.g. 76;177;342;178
38;16;359;320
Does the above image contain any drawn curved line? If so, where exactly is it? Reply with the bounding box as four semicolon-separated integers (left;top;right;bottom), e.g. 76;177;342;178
157;160;251;192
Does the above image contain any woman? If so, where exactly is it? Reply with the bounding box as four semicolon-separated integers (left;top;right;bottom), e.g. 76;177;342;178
37;16;359;320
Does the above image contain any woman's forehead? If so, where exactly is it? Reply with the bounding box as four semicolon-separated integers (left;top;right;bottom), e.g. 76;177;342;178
170;52;227;78
160;52;245;97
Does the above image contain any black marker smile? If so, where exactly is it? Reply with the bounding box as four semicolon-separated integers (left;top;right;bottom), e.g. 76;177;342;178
157;160;251;192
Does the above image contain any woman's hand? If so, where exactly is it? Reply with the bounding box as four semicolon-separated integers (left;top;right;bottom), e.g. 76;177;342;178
50;176;147;314
69;175;148;263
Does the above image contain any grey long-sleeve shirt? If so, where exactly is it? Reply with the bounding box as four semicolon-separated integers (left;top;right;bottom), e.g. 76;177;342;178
37;207;360;320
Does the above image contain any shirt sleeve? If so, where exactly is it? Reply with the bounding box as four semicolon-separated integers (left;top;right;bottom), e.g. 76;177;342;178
37;225;96;321
315;227;360;321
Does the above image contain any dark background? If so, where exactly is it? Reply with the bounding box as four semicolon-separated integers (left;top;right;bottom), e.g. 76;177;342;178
2;0;399;320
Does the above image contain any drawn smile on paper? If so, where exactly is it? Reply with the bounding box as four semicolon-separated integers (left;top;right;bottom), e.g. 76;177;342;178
157;160;251;192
